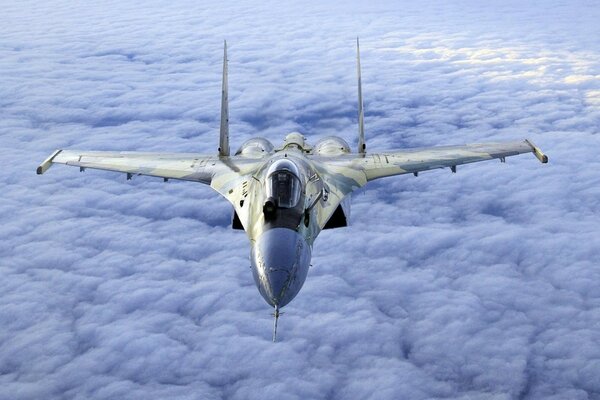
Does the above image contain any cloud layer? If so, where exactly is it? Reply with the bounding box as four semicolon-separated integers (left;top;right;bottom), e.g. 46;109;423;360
1;1;599;399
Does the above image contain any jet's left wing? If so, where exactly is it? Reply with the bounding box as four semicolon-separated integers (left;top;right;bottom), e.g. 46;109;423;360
352;139;548;181
312;139;547;202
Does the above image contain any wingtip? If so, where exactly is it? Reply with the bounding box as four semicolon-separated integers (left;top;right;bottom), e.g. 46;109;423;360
525;139;548;164
37;149;63;175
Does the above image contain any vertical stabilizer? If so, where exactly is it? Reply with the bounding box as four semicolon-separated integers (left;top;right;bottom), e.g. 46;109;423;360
356;38;366;154
219;41;230;156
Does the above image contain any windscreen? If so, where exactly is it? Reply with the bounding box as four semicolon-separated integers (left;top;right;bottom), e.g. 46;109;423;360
267;170;301;208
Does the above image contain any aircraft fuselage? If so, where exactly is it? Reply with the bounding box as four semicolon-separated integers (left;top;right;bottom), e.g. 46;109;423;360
242;135;331;307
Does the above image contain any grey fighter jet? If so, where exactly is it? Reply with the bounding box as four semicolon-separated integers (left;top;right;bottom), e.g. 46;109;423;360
38;40;548;341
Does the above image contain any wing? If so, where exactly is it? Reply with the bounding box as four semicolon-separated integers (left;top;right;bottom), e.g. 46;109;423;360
37;149;264;199
312;139;547;196
354;139;548;181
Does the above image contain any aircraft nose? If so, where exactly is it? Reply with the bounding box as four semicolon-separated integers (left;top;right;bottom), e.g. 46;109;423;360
250;228;311;307
264;269;290;304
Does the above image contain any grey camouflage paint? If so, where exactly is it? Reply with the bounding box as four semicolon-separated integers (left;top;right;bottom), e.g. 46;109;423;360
38;133;547;315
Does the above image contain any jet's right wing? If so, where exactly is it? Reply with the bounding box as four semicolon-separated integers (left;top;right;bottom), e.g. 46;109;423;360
36;149;264;199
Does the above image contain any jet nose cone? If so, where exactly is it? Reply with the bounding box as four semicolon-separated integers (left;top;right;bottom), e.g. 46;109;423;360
264;269;291;305
250;228;311;307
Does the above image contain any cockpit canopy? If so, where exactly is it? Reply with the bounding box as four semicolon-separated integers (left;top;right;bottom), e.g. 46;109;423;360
266;159;302;208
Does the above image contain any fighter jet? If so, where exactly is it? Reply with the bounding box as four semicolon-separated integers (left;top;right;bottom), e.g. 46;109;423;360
37;40;548;341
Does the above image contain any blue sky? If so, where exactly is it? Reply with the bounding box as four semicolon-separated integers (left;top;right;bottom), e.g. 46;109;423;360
1;1;600;399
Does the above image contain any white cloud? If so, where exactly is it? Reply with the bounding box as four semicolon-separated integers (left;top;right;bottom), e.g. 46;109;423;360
1;1;599;399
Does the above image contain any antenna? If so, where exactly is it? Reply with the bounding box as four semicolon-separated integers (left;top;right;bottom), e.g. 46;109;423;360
356;37;366;154
219;40;230;156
